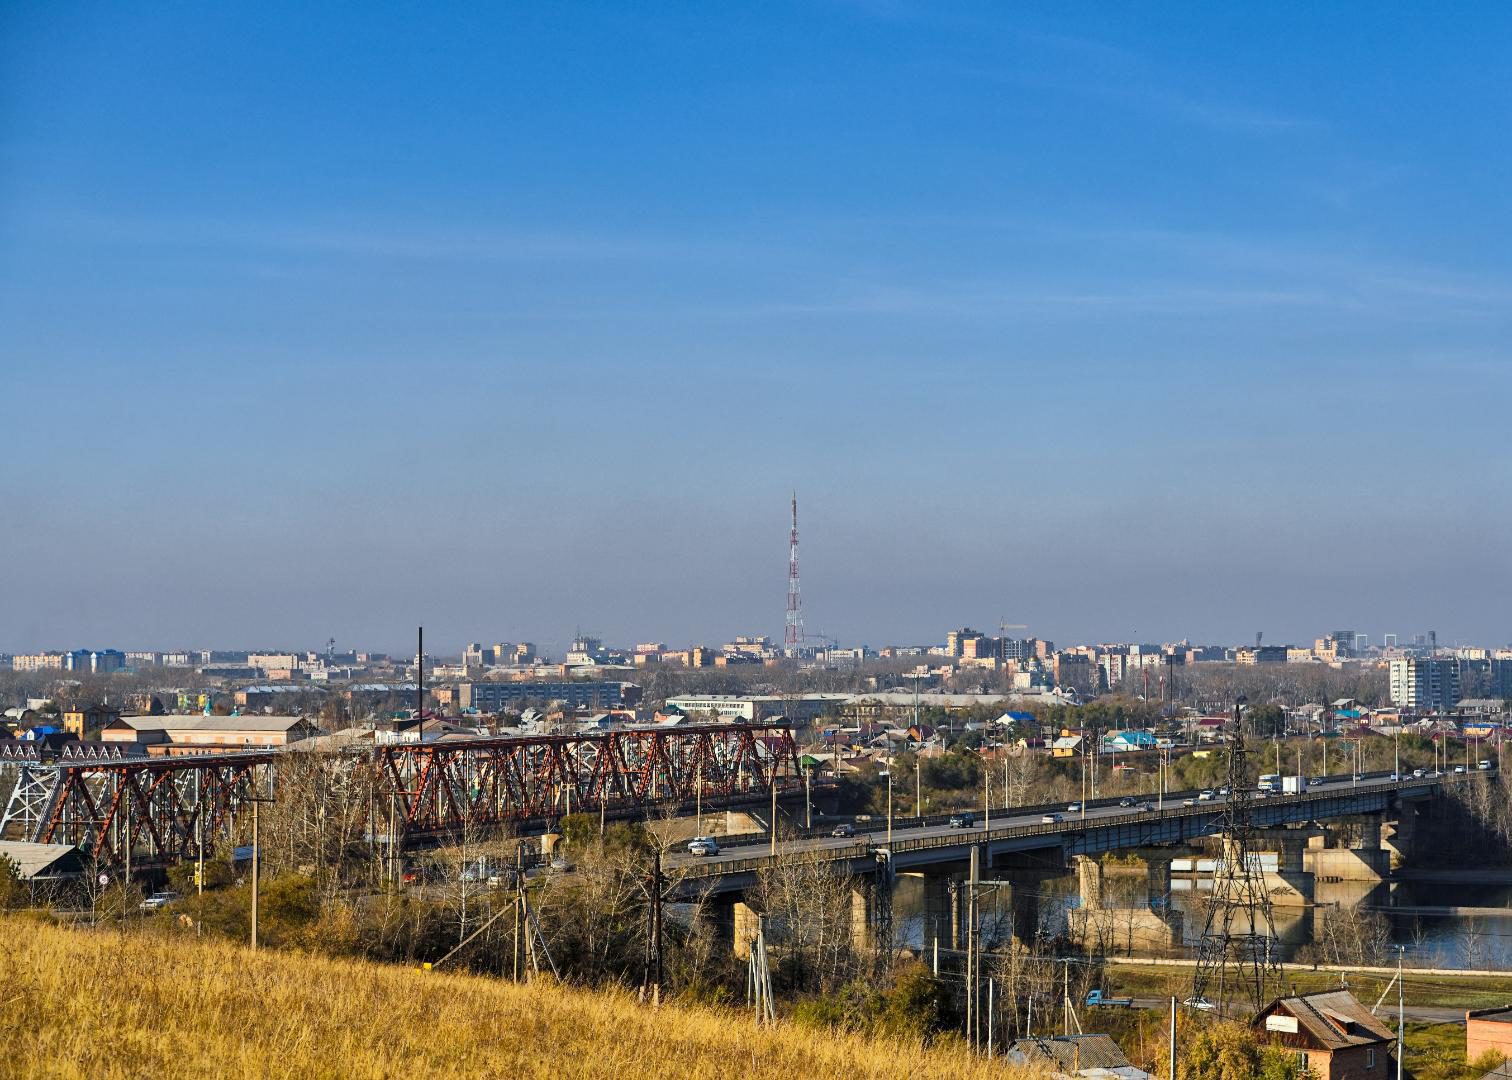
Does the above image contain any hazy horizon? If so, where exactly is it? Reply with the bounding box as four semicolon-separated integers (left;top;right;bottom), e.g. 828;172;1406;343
4;4;1510;655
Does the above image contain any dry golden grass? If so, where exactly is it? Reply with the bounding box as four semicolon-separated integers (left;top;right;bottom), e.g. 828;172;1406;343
0;916;1035;1079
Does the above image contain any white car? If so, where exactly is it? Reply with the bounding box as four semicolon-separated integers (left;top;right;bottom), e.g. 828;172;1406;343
1182;996;1216;1011
1067;802;1082;812
139;891;180;912
687;837;720;857
1198;790;1215;801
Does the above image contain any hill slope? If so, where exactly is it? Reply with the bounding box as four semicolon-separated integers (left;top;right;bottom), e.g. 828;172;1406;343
0;917;1032;1079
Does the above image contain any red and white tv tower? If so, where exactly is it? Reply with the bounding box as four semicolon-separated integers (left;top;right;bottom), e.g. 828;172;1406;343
784;492;805;658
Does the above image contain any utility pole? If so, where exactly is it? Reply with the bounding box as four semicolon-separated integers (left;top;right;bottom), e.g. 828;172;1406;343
804;765;811;829
915;756;922;818
1397;946;1405;1080
251;797;260;950
770;782;777;856
983;756;990;831
1169;996;1177;1080
886;770;894;847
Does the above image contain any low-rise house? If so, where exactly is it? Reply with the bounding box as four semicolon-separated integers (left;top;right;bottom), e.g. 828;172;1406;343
1005;1034;1152;1079
1254;989;1395;1080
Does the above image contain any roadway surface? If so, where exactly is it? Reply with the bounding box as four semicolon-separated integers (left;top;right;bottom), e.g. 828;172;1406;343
664;768;1467;876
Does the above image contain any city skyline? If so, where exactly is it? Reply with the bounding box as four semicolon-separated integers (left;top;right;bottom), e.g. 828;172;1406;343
5;4;1511;650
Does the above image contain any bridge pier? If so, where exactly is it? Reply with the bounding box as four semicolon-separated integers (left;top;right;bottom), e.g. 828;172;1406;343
731;900;759;959
1069;853;1183;953
1305;814;1389;882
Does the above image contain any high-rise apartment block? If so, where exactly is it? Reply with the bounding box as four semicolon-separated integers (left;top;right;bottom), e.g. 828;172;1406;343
1389;657;1460;712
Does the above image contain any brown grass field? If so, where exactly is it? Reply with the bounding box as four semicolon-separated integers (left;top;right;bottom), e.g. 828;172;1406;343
0;916;1036;1079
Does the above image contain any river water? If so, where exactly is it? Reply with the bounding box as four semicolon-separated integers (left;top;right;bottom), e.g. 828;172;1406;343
891;871;1512;969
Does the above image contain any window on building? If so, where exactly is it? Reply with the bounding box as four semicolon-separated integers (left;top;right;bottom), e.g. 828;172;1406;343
1366;1048;1376;1069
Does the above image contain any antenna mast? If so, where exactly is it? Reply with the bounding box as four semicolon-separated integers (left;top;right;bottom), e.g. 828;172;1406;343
784;493;804;658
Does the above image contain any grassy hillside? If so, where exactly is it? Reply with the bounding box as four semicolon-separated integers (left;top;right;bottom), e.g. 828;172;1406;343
0;916;1034;1079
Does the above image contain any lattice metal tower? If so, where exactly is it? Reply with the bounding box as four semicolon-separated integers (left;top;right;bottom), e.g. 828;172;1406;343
1191;697;1282;1016
784;492;804;657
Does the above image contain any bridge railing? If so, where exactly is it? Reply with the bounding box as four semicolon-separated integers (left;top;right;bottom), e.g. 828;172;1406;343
676;773;1452;876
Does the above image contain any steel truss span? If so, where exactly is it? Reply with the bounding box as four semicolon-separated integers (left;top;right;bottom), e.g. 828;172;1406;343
0;751;273;870
376;723;801;838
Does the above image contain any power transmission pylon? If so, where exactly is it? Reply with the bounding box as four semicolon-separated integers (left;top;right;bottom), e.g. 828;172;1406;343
1190;697;1281;1017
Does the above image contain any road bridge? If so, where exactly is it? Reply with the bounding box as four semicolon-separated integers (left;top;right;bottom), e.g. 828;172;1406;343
667;770;1462;953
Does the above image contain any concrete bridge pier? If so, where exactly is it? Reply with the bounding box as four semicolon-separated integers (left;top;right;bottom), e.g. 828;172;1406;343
1069;853;1183;953
1384;802;1420;865
1305;814;1389;882
915;872;954;953
732;900;760;960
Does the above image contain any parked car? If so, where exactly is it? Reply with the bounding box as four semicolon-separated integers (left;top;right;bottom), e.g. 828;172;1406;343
948;812;976;829
548;856;573;873
831;823;855;838
687;836;720;856
1041;813;1064;824
139;891;179;912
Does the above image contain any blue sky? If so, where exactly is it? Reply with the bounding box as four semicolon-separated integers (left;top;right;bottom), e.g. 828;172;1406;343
3;2;1510;655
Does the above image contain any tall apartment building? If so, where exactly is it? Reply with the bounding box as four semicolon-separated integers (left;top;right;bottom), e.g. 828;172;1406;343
945;628;986;658
12;652;65;672
64;649;126;674
1389;658;1460;712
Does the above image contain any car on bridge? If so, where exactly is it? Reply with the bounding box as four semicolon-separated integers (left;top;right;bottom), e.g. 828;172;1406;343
831;824;855;838
687;837;720;856
1041;813;1064;824
948;812;976;828
1118;797;1135;808
1198;790;1215;801
1454;764;1467;774
1067;802;1082;812
1480;760;1494;770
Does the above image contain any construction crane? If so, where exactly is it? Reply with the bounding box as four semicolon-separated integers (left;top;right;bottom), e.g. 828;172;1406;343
1000;619;1028;663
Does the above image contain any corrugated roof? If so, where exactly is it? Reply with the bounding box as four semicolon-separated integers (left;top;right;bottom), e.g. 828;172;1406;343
1259;990;1394;1050
0;841;84;879
1007;1035;1133;1072
115;715;313;733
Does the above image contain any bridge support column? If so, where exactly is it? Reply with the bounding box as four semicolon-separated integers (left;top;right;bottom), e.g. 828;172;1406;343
731;900;759;960
1304;817;1388;882
1385;803;1419;864
851;885;875;953
1146;854;1172;914
1074;854;1103;910
919;873;953;953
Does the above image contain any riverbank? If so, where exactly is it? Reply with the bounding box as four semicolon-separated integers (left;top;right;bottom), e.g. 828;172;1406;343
1104;958;1512;1012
